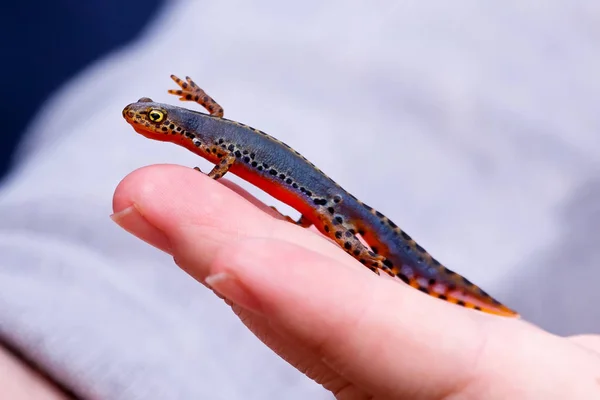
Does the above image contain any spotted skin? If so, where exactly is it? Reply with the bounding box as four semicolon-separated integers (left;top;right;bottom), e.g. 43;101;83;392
195;152;236;179
168;75;224;117
122;75;518;317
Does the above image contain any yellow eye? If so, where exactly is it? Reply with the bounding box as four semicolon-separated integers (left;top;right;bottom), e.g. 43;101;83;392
148;109;165;122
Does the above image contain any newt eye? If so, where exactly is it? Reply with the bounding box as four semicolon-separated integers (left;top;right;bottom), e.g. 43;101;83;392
148;109;165;122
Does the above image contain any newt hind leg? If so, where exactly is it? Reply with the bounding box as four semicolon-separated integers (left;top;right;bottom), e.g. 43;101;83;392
271;207;389;275
269;206;312;227
321;217;396;276
168;75;224;117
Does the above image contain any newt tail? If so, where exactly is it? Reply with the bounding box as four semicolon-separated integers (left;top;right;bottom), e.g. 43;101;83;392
122;74;519;318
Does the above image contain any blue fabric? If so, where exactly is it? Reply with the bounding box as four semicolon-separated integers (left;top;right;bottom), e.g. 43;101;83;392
0;0;164;179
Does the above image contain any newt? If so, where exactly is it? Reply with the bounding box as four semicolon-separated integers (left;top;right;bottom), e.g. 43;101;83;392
122;74;518;317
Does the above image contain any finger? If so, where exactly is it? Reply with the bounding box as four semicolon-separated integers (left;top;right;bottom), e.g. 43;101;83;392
220;298;362;397
113;165;600;399
112;164;368;394
217;179;325;235
112;164;363;269
110;204;173;254
110;172;284;254
110;166;497;397
206;237;485;398
0;345;69;400
206;238;600;399
217;179;283;219
569;335;600;354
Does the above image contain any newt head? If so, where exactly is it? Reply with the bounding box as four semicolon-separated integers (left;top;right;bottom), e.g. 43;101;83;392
122;98;179;141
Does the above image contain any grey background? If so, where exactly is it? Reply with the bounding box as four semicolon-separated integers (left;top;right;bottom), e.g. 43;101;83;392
0;1;598;398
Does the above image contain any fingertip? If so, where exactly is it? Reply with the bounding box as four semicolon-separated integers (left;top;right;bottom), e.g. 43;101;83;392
110;204;172;254
112;164;230;229
112;164;194;214
205;271;263;314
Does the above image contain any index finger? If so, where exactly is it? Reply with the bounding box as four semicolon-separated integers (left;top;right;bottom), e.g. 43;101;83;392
113;165;600;399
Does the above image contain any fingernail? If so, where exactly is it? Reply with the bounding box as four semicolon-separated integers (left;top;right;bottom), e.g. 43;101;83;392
205;272;263;314
110;204;172;254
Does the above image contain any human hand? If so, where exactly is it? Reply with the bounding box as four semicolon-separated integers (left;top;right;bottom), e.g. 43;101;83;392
112;165;600;399
0;345;69;400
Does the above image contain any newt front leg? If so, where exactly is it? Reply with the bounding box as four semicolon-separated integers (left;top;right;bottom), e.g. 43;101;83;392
194;152;236;179
169;75;224;117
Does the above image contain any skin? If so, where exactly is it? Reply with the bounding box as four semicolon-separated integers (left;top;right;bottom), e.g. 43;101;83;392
0;346;69;400
111;164;600;399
